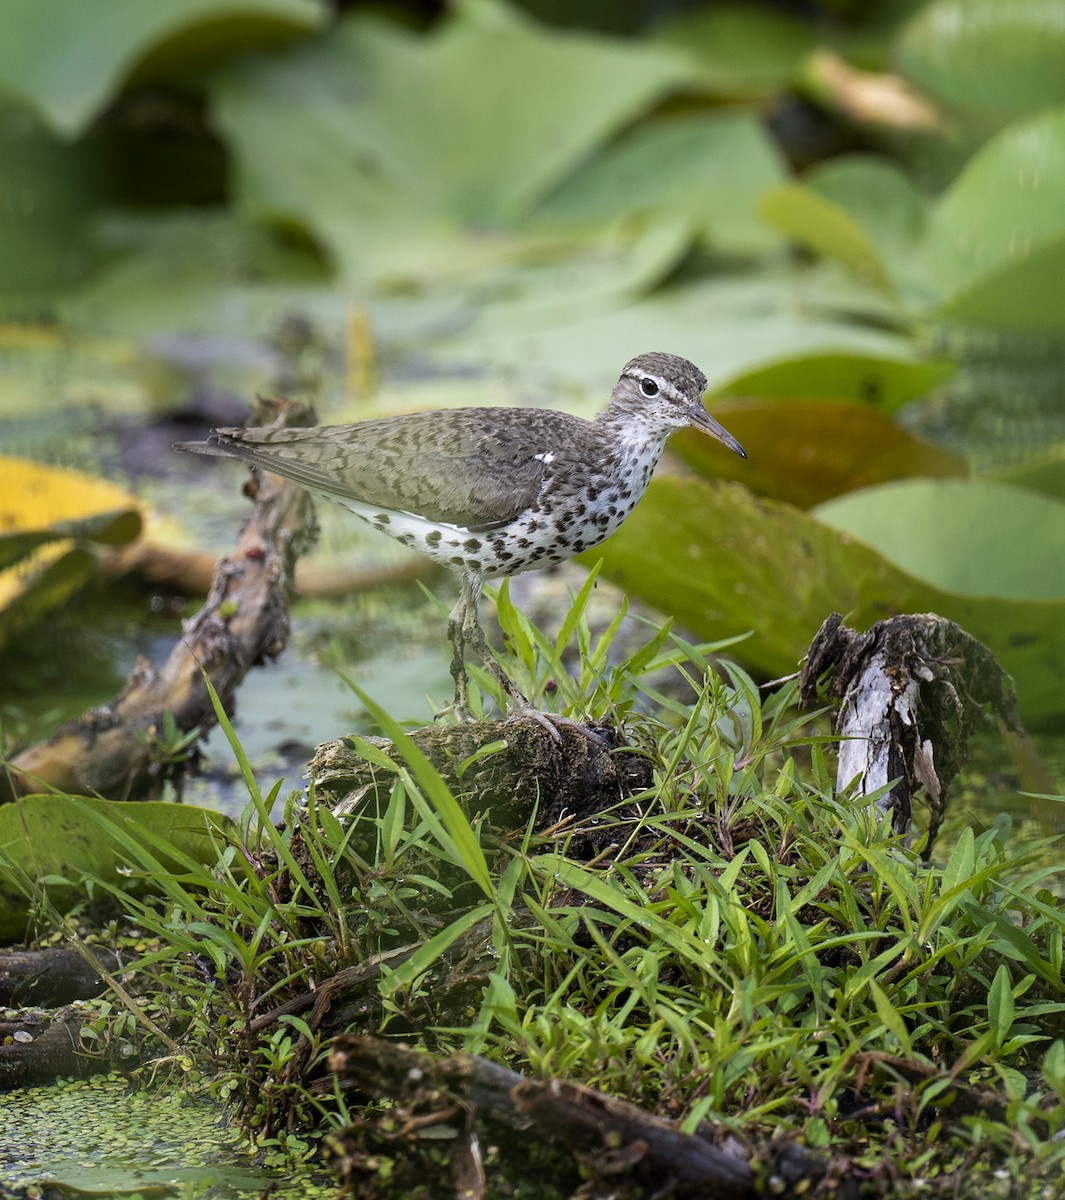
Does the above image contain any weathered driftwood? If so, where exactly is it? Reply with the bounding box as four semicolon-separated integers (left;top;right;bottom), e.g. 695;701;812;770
327;1035;831;1200
799;612;1024;842
1;398;318;804
102;538;437;601
0;945;120;1007
0;1009;109;1087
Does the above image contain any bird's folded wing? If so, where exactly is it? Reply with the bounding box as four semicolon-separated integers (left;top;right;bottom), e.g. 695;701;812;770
192;409;570;530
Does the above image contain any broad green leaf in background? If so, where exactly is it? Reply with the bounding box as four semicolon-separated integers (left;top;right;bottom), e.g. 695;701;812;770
804;156;935;302
993;447;1065;504
926;106;1065;307
897;0;1065;126
213;0;696;282
473;220;695;331
757;106;1065;336
60;212;331;337
938;233;1065;334
0;0;326;138
0;796;232;942
0;112;102;308
715;351;956;413
807;157;926;251
671;401;968;509
759;184;894;293
812;479;1065;601
592;476;1065;722
535;111;786;254
653;2;817;97
431;273;922;405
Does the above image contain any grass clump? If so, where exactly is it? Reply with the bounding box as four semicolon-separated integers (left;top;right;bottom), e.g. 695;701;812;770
61;581;1065;1196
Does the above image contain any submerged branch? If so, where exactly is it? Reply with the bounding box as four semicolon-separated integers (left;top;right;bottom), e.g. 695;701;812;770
1;399;318;804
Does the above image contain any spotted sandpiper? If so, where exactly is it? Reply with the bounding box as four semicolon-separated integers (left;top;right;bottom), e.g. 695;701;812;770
176;352;746;719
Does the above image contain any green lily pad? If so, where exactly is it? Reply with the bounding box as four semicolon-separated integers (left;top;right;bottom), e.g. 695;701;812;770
671;401;968;509
0;0;325;138
653;2;817;96
992;448;1065;503
0;112;102;309
0;796;233;942
804;156;935;300
927;107;1065;303
937;232;1065;334
535;111;785;253
592;477;1065;722
60;211;331;336
812;479;1065;601
214;1;695;282
897;0;1065;124
759;183;894;292
714;350;955;413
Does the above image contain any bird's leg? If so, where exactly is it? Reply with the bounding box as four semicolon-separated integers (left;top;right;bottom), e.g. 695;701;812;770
440;576;575;745
445;584;474;719
459;579;529;706
460;582;578;744
441;573;518;719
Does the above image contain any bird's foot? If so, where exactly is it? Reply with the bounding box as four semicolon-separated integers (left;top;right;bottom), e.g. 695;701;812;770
502;701;612;747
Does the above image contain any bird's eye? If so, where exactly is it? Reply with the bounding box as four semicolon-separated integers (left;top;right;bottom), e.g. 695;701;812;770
640;377;659;397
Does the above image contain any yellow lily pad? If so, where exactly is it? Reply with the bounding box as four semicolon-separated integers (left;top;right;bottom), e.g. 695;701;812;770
0;456;143;652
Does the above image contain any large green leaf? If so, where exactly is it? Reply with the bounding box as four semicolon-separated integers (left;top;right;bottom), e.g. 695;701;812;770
715;350;955;414
759;184;894;293
938;233;1065;333
0;0;325;138
0;796;232;942
805;156;936;302
653;2;817;96
59;211;330;336
927;107;1065;302
897;0;1065;124
757;109;1065;334
812;479;1065;601
592;477;1065;722
0;111;101;308
214;0;695;275
431;272;920;404
535;111;785;253
993;449;1065;504
671;401;968;509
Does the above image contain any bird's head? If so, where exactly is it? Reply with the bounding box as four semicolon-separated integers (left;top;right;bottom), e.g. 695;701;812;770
610;352;746;459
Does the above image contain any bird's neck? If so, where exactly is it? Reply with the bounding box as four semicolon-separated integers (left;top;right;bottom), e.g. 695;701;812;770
594;403;673;464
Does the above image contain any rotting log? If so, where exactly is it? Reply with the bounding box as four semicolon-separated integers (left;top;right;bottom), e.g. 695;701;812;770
325;1035;831;1200
1;398;319;804
309;716;654;832
0;945;121;1007
799;612;1030;844
0;1009;109;1088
